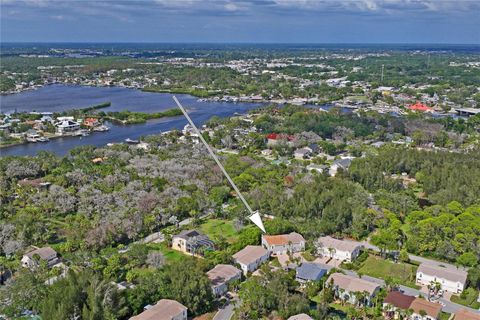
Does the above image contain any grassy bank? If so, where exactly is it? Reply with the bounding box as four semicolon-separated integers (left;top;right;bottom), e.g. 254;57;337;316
104;108;182;124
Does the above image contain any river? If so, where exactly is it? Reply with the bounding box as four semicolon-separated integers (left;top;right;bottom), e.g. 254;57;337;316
0;85;267;157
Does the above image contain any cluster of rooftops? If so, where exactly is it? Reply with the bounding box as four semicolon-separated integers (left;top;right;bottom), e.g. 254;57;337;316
20;230;476;320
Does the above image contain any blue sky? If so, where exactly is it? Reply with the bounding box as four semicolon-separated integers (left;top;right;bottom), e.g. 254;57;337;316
1;0;479;43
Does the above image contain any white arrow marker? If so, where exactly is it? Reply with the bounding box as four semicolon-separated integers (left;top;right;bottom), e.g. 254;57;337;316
249;211;266;233
172;96;266;233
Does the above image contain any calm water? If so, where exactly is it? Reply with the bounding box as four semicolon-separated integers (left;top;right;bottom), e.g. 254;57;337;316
0;85;266;156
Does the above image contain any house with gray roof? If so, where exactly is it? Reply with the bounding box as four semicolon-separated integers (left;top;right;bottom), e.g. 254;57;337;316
329;158;353;176
317;236;363;262
326;273;381;306
296;263;328;283
171;230;215;257
416;263;468;293
21;247;59;269
130;299;187;320
232;245;270;275
206;264;242;297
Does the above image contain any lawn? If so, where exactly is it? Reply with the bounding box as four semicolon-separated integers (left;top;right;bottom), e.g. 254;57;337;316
358;255;419;288
451;288;480;309
157;243;186;262
199;219;239;243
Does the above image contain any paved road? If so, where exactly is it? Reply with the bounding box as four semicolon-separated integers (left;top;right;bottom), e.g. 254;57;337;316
213;302;235;320
213;298;239;320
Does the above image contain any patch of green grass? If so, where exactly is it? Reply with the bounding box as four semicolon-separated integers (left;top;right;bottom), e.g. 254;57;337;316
199;219;238;243
451;288;480;309
358;255;419;288
158;244;186;262
439;312;452;320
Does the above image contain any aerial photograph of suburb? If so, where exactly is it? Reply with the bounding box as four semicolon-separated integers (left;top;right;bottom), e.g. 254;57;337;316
0;1;479;319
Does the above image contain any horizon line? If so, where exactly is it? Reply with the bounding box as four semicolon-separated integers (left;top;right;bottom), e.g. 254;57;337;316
1;41;480;46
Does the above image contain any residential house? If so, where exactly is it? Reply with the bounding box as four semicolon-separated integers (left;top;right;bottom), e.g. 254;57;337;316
326;273;380;306
261;149;273;156
416;263;467;293
306;163;327;173
56;119;80;134
288;314;313;320
21;247;59;269
295;263;328;284
316;236;363;262
409;297;442;320
454;309;480;320
382;291;416;319
266;133;295;147
130;299;187;320
329;158;353;176
25;129;40;142
206;264;242;297
294;147;312;160
232;245;270;275
171;230;215;256
262;232;306;255
83;117;100;128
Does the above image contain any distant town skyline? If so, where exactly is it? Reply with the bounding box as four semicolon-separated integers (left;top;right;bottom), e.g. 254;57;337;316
1;0;479;44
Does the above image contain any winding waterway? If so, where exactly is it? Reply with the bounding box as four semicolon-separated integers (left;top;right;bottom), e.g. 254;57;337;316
0;85;267;156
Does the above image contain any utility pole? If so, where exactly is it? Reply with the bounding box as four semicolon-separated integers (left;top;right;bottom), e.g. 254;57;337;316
172;96;266;233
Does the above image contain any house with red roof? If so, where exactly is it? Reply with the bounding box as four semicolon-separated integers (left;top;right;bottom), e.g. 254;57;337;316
266;133;296;147
407;102;434;112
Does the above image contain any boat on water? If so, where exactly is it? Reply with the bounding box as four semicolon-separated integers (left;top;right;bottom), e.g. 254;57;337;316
93;124;110;132
37;137;49;142
74;129;90;137
125;138;139;144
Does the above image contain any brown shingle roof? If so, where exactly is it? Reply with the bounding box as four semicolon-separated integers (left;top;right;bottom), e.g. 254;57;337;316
418;263;468;285
384;291;416;310
410;298;442;318
130;299;187;320
232;245;269;265
263;232;305;246
455;309;480;320
206;264;241;287
25;247;57;260
327;273;380;295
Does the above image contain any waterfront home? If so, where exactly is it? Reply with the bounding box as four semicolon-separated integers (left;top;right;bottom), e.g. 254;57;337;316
232;245;270;275
55;119;80;134
262;232;305;255
130;299;187;320
416;263;467;293
295;263;328;284
83;117;100;128
171;230;215;256
288;314;313;320
454;309;480;320
326;273;380;306
316;236;363;262
329;158;353;176
21;247;59;269
25;129;40;142
409;297;442;320
206;264;242;297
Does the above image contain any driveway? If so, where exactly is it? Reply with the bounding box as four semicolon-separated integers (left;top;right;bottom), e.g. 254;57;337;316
213;297;239;320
